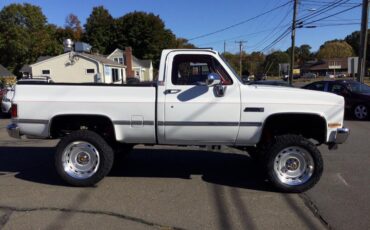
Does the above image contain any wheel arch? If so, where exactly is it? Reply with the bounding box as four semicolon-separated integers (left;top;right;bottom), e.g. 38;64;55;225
259;112;327;145
49;114;116;141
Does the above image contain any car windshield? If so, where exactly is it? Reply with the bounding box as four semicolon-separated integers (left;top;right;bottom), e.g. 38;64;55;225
220;54;241;80
348;81;370;94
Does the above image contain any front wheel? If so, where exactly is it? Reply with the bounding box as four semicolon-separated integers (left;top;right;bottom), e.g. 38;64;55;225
265;135;323;193
353;104;368;120
55;130;114;186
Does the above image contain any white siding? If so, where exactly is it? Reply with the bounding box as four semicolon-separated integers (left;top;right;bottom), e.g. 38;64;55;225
31;53;101;83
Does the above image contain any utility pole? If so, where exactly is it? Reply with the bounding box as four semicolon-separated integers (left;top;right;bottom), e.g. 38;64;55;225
357;0;369;83
224;41;226;54
235;40;247;76
289;0;298;86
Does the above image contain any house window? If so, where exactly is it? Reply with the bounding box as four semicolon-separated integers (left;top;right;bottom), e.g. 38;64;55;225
86;69;95;74
113;58;123;64
112;68;120;82
42;70;50;75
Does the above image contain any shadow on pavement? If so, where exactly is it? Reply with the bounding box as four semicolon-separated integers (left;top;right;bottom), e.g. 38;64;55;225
0;146;274;191
0;146;65;186
0;113;11;119
111;148;274;192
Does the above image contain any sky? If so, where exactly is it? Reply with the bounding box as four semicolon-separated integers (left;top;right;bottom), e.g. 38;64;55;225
0;0;364;54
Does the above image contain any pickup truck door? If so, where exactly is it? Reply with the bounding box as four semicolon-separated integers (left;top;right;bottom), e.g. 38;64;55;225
161;52;241;145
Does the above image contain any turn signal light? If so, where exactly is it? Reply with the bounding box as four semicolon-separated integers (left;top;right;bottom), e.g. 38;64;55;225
11;104;17;118
328;123;342;128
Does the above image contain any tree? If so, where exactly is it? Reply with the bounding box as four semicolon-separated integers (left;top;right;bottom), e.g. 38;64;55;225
173;38;196;49
345;30;370;68
0;3;62;75
317;41;354;59
286;44;312;66
84;6;115;54
65;13;83;41
245;52;265;74
114;11;177;67
264;51;290;75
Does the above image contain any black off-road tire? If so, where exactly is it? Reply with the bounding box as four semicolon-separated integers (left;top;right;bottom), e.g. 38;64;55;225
55;130;114;187
265;134;323;193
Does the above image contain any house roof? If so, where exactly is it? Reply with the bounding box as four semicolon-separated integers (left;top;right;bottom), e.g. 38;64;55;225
0;64;15;78
132;56;152;69
36;56;53;63
20;65;31;73
107;48;152;68
78;53;125;67
308;58;348;71
30;52;126;68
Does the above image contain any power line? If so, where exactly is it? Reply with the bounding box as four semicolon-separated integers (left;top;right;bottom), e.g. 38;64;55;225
304;22;361;27
188;0;292;41
248;5;292;50
301;3;361;26
297;0;350;22
196;25;290;47
300;0;361;4
261;28;292;52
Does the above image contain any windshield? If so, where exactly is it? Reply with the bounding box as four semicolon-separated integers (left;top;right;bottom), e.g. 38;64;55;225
220;54;241;80
348;81;370;94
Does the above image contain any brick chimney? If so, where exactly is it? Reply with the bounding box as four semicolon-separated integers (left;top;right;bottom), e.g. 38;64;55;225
125;47;134;78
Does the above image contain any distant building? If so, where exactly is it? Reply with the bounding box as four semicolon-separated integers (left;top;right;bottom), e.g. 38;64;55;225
107;48;153;82
27;52;126;84
301;57;359;77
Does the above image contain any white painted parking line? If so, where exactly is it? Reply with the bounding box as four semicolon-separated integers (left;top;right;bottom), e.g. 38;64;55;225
336;173;349;187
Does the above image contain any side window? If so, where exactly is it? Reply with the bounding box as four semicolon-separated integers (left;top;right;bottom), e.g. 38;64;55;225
329;84;345;94
171;54;232;85
42;69;50;75
306;82;325;91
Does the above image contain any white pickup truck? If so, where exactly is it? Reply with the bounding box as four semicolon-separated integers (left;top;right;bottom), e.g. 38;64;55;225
7;49;349;192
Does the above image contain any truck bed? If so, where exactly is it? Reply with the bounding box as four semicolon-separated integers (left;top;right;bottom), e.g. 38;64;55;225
13;83;157;143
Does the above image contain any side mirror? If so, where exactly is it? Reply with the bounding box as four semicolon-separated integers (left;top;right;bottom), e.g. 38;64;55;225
206;73;221;87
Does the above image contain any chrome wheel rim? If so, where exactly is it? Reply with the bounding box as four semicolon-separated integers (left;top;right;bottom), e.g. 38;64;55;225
273;146;314;186
354;105;367;119
62;141;100;179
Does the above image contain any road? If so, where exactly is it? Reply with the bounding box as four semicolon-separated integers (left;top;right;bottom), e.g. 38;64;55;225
0;116;368;229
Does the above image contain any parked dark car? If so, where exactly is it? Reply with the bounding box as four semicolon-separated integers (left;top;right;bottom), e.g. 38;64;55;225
302;80;370;120
248;80;292;87
0;82;5;102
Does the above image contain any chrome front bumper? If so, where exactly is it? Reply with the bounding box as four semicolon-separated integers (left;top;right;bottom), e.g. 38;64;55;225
7;123;21;139
334;127;350;144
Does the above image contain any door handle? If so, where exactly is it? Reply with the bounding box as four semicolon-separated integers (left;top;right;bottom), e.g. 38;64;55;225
164;89;182;94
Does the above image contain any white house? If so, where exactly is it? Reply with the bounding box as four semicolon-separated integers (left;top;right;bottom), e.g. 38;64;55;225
107;48;153;82
28;52;126;84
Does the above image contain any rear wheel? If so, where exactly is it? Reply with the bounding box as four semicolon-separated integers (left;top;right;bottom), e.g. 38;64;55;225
353;104;368;120
55;130;114;186
265;135;323;193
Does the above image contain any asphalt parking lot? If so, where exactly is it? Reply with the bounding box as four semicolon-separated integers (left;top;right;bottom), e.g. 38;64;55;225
0;116;369;230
